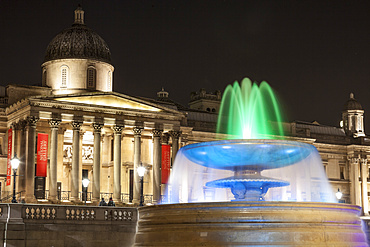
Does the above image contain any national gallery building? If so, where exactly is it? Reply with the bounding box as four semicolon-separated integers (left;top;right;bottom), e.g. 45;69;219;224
1;6;370;217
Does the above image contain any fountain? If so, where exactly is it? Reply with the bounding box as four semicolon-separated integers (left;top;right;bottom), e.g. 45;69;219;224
134;78;368;246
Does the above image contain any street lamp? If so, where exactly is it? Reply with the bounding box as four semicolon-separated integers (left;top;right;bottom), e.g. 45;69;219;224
82;178;90;205
336;188;343;201
137;166;146;206
11;154;20;203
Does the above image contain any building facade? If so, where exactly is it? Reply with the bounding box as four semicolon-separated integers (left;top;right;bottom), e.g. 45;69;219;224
0;6;370;219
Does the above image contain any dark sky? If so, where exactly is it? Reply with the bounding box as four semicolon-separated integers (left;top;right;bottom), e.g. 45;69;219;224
1;1;370;130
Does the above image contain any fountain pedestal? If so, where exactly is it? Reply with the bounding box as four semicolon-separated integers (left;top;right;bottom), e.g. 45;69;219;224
135;201;368;246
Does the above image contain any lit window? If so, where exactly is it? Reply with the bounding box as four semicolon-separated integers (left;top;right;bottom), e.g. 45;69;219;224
61;65;69;88
87;67;96;89
108;71;112;91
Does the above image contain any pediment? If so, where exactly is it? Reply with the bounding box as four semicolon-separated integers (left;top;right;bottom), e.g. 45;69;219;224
53;94;162;112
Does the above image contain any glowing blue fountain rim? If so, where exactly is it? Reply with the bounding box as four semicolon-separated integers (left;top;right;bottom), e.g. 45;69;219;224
181;139;316;170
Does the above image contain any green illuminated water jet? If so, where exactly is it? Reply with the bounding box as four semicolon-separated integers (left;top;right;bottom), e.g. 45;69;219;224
217;78;284;139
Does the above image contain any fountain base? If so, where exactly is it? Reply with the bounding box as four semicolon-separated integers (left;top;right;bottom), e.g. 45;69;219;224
135;201;368;246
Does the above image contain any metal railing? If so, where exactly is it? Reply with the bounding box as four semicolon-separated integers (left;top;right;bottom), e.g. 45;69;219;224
79;192;92;202
100;192;113;202
122;193;130;203
144;195;153;204
0;190;154;204
0;191;24;203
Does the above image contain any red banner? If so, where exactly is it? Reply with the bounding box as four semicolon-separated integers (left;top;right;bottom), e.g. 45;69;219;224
161;144;171;184
36;133;48;177
6;129;12;186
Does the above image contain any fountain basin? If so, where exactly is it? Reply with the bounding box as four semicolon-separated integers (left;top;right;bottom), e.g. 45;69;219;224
134;201;368;246
182;139;314;170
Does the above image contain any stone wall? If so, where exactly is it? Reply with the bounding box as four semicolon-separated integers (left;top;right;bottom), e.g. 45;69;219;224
0;204;137;247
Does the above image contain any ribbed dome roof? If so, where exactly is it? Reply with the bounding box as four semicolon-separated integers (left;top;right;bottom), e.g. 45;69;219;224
43;6;111;64
343;93;362;111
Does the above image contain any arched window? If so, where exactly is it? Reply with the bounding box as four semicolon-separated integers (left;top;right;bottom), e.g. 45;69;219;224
61;65;69;88
87;67;96;89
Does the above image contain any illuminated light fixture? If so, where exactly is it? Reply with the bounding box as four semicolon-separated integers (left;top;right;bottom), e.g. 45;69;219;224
137;165;146;206
11;154;20;203
82;178;90;205
336;188;343;200
137;166;146;178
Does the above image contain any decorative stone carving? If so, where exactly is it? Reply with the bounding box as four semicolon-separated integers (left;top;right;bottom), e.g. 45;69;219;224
48;119;61;129
112;125;124;134
71;121;83;130
66;208;95;220
104;209;133;221
25;207;56;220
82;146;94;160
93;123;104;133
63;145;72;159
18;120;27;130
152;129;162;138
133;127;143;136
26;116;39;127
169;130;182;139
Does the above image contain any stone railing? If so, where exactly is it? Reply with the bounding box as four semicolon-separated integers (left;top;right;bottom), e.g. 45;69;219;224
0;203;138;246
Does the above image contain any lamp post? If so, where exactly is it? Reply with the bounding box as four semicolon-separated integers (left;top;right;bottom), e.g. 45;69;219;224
82;178;90;205
137;166;146;206
11;154;20;203
336;188;343;202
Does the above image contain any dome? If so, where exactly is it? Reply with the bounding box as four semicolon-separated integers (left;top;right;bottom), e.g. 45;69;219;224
43;6;111;64
343;93;362;111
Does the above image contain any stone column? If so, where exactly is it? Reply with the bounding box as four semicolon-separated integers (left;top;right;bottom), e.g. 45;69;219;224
25;116;39;203
92;123;103;202
133;127;143;204
17;121;27;194
112;124;124;202
70;121;82;201
361;158;369;215
152;129;162;204
349;156;361;206
12;123;20;158
48;119;61;201
169;130;181;164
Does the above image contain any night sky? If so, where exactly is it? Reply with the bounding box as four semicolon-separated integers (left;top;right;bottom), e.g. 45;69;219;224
1;1;370;130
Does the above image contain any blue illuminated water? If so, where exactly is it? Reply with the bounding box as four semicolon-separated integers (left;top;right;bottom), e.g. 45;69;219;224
164;139;336;203
182;139;314;170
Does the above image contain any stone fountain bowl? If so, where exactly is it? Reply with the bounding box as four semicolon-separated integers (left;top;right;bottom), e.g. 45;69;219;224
134;201;369;246
181;139;315;170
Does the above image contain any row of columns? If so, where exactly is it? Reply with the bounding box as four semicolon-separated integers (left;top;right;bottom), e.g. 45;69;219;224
349;155;369;215
11;117;182;204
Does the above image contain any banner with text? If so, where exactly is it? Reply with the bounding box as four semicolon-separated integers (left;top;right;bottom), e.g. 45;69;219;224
36;133;48;177
161;144;171;184
6;129;12;186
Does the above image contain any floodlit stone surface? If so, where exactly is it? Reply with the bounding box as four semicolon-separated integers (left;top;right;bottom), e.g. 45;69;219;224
135;201;368;246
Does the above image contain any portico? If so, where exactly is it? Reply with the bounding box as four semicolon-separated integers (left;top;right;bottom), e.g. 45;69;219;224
6;91;185;204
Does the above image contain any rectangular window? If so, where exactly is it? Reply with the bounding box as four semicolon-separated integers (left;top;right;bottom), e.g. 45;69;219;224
87;68;96;88
61;68;67;87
